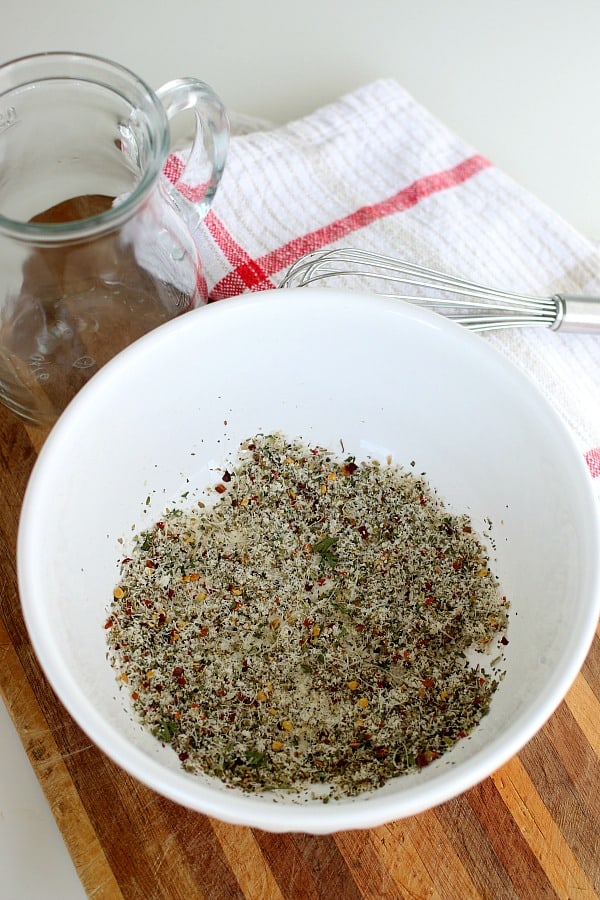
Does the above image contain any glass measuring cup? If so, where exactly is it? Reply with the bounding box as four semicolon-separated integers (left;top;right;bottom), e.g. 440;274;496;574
0;52;229;425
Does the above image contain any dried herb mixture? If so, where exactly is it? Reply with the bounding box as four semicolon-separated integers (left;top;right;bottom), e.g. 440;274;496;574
106;433;509;800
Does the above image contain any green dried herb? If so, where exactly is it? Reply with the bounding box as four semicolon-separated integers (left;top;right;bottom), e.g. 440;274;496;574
313;535;339;566
153;719;179;743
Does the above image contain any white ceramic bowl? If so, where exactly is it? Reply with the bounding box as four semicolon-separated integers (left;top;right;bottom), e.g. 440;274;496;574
18;288;600;833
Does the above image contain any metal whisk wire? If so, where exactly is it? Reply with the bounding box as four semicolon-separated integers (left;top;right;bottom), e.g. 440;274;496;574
280;249;600;333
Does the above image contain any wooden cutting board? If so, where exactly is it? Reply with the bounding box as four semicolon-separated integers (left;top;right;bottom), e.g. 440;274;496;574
1;400;598;899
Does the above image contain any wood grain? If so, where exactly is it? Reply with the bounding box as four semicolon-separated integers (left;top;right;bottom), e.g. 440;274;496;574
1;399;599;900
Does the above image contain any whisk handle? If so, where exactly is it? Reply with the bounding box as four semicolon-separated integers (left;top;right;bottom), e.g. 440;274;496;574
552;294;600;333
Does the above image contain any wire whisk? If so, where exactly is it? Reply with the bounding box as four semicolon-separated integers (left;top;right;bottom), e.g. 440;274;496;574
280;248;600;333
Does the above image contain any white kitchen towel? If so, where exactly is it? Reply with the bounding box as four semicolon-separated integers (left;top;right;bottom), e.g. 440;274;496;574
165;79;600;492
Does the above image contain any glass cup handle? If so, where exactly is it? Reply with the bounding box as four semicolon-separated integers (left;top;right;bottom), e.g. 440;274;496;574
156;78;229;227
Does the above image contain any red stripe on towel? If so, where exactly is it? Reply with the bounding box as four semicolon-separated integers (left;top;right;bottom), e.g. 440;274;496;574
585;447;600;478
163;155;185;185
209;154;491;299
204;211;275;294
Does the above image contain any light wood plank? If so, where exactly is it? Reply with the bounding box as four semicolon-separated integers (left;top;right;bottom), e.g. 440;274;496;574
370;812;480;900
491;756;595;898
210;821;285;900
565;673;600;756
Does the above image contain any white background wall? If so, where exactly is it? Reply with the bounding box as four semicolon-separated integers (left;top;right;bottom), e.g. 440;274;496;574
1;0;599;237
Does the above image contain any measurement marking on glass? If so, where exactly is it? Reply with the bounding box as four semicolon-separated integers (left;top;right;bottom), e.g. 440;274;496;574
0;107;18;133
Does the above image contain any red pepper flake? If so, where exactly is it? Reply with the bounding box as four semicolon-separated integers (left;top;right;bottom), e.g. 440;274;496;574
200;626;209;637
500;635;509;645
421;677;436;689
215;483;227;494
178;751;189;762
415;750;439;768
104;618;113;629
222;470;232;483
145;559;156;569
357;525;369;540
173;666;186;686
424;596;435;606
131;691;139;700
341;461;358;476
